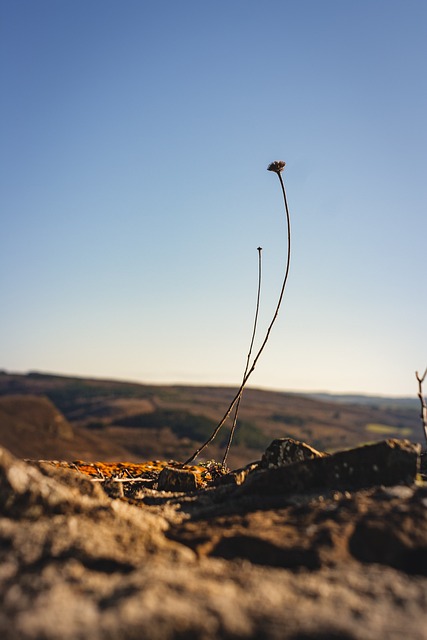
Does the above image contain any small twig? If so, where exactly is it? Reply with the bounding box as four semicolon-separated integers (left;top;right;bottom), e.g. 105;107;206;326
415;367;427;448
184;161;291;465
221;247;263;466
90;477;154;483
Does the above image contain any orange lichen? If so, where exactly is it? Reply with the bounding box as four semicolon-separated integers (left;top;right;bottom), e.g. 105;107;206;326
50;459;215;487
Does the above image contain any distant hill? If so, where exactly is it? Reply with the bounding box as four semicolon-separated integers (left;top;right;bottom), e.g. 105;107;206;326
0;371;423;466
0;393;132;462
303;392;419;411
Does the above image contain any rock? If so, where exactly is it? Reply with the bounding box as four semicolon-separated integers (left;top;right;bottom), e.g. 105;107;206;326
102;477;125;499
1;441;427;640
0;445;192;562
217;461;260;486
242;439;421;496
0;446;105;518
157;466;200;491
156;461;232;491
261;438;325;468
167;483;427;575
348;485;427;575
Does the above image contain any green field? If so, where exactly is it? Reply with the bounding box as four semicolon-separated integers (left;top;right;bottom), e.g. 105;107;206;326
365;423;412;436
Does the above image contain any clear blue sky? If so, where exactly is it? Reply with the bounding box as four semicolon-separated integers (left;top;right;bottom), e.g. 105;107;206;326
1;0;426;396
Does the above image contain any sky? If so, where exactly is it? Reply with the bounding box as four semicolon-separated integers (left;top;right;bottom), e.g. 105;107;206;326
1;0;426;397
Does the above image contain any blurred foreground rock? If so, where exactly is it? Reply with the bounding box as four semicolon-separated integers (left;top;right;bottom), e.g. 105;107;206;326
1;439;427;639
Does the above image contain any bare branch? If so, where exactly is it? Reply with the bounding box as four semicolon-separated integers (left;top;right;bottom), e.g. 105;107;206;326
415;367;427;448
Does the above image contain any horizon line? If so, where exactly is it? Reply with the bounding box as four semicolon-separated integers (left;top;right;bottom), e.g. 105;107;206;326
0;368;418;401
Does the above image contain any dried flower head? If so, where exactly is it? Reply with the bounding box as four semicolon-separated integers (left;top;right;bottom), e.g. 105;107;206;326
267;160;286;173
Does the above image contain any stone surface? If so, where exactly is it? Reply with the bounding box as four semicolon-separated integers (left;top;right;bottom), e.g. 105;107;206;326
242;439;420;496
261;437;325;468
1;440;427;640
167;484;427;575
157;465;200;491
218;461;260;486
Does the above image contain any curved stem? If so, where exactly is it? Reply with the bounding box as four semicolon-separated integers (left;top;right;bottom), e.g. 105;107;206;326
416;367;427;448
184;171;291;465
222;247;263;466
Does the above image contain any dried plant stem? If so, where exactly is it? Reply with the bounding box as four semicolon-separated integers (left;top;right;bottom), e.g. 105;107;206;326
90;478;152;484
221;247;263;466
184;169;291;465
415;367;427;448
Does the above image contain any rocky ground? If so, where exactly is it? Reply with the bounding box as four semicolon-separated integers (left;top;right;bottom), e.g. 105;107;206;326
1;438;427;639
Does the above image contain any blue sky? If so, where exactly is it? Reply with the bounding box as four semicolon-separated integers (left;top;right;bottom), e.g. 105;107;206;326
1;0;426;396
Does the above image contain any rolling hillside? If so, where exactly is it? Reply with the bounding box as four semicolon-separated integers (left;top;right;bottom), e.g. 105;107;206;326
0;371;423;467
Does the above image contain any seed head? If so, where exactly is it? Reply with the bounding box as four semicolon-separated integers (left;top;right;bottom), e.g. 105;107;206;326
267;160;286;174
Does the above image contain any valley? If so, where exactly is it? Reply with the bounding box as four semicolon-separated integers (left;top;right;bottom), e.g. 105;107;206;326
0;371;422;468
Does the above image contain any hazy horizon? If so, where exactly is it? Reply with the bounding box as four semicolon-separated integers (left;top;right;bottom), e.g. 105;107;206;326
1;367;421;402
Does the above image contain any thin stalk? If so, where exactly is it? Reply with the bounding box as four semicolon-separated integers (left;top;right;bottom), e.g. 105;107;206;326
416;367;427;448
184;164;291;465
221;246;263;466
